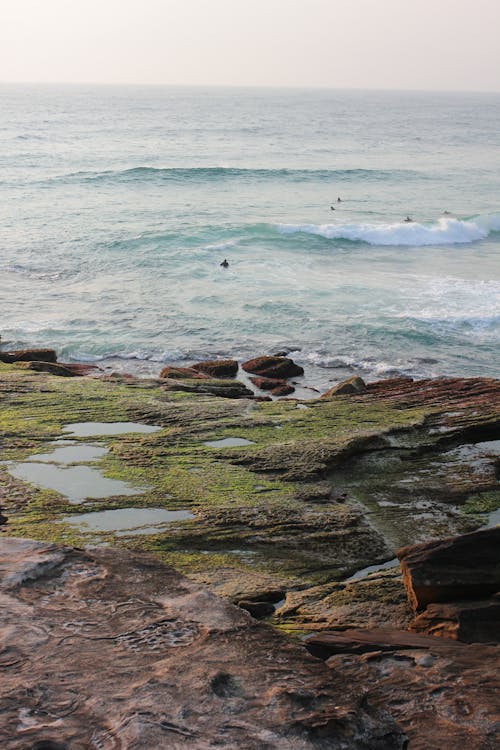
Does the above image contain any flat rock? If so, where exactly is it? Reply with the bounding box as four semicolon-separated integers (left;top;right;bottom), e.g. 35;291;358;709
0;537;405;750
410;599;500;643
0;348;57;364
192;359;238;378
398;528;500;611
14;361;76;377
159;365;209;379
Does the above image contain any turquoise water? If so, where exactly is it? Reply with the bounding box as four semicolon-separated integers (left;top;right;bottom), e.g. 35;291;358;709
1;85;499;388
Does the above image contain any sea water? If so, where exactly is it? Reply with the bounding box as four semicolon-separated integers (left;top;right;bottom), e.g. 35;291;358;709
1;85;499;389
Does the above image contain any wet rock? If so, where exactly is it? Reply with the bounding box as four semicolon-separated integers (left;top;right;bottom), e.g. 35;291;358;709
0;348;57;364
0;537;405;750
159;365;209;379
398;528;500;611
249;375;288;390
272;384;295;397
410;599;500;643
242;355;304;379
192;359;238;378
161;378;253;398
322;376;366;398
0;506;7;526
59;362;102;376
14;361;76;377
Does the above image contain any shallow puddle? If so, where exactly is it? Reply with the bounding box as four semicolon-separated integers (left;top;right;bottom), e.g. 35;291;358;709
204;437;254;448
8;462;147;504
62;422;161;437
59;507;193;534
29;443;108;464
346;558;399;581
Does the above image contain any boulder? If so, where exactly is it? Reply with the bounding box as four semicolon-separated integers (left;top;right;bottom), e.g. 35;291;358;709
192;359;238;378
0;537;406;750
0;348;57;364
249;376;287;391
322;376;366;398
271;384;295;397
14;361;76;377
237;600;275;618
397;528;500;611
159;365;209;380
241;355;304;379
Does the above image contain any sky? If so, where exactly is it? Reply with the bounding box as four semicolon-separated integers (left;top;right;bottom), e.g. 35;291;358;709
1;0;499;91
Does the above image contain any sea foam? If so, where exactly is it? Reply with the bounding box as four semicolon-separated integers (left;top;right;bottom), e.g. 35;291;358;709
277;215;500;246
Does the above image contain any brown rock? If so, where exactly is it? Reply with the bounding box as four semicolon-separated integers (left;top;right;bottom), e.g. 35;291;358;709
322;376;366;398
249;376;287;390
0;537;405;750
59;362;102;376
272;384;295;397
14;361;76;377
237;600;276;618
159;365;209;379
398;528;500;611
241;355;304;379
0;348;57;364
410;599;500;643
192;359;238;378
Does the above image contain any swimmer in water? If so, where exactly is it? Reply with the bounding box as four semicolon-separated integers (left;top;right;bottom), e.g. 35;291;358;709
403;216;413;223
337;197;342;202
220;259;229;268
330;206;335;211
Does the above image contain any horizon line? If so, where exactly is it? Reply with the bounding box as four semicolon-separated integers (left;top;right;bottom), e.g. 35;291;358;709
1;80;499;95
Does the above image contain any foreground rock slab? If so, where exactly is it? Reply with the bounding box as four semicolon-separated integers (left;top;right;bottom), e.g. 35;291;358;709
311;628;500;750
0;537;405;750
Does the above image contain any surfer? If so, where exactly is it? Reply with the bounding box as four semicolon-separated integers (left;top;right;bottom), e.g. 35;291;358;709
337;197;342;202
330;206;335;211
220;259;229;268
403;216;413;223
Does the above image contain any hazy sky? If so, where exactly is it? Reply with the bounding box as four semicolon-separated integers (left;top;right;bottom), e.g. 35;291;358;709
1;0;499;91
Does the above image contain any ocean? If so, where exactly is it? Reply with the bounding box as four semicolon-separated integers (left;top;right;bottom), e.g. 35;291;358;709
1;84;499;390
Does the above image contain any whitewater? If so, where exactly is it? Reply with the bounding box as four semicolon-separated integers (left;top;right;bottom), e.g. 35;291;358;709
1;85;499;388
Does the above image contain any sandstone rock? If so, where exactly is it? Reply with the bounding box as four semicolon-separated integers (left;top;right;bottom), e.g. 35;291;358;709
398;528;500;611
242;355;304;379
0;537;405;750
0;348;57;364
320;630;500;750
322;376;366;398
159;365;209;379
249;375;287;390
161;378;253;398
410;599;500;643
192;359;238;378
14;361;76;377
58;362;102;376
272;384;295;396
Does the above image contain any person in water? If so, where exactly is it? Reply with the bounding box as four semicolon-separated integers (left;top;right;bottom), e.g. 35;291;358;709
220;259;229;268
404;216;413;223
330;206;335;211
337;197;342;202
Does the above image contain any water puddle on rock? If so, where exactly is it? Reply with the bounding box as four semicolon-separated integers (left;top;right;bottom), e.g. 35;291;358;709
58;507;194;535
7;422;161;505
204;437;254;448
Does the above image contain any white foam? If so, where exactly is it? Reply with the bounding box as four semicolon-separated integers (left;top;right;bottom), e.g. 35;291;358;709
277;214;500;246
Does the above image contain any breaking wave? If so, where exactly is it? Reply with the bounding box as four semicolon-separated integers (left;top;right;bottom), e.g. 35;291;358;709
277;214;500;247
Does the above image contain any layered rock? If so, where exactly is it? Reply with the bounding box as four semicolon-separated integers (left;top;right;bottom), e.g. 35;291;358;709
0;348;57;363
0;537;405;750
192;359;238;378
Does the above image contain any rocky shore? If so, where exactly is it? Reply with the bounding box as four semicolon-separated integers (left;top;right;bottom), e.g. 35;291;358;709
0;346;499;747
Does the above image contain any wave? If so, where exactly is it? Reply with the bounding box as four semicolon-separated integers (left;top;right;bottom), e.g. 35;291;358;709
49;165;421;186
277;214;500;247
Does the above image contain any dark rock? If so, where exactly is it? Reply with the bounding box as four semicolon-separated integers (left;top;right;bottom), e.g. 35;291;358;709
14;361;76;377
159;365;209;379
161;378;253;399
249;376;287;391
58;363;102;376
242;355;304;379
322;376;366;398
398;528;500;611
237;600;275;618
410;599;500;643
0;507;7;526
271;384;295;397
192;359;238;378
0;348;57;364
0;537;406;750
